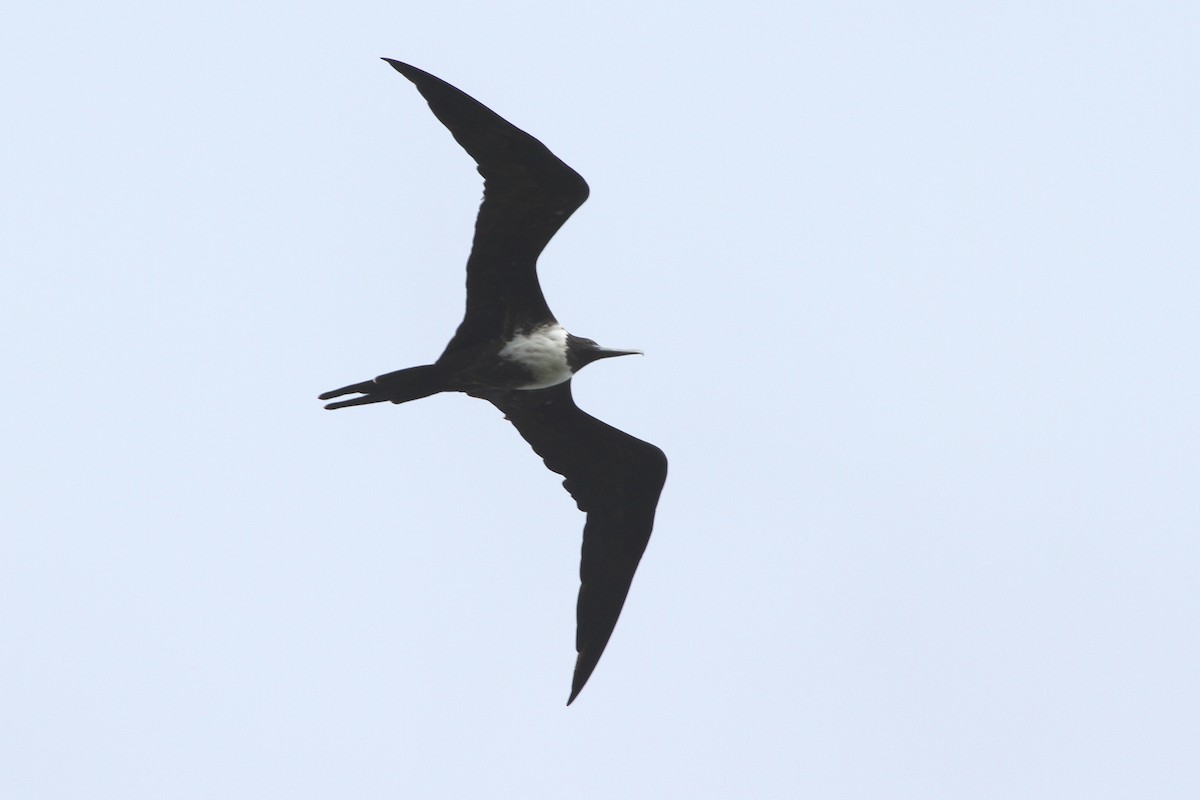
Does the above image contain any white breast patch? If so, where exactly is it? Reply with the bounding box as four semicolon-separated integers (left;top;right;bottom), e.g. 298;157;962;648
499;324;572;389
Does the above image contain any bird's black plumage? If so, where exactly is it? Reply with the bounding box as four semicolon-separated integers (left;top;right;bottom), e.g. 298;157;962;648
320;60;667;704
479;382;667;704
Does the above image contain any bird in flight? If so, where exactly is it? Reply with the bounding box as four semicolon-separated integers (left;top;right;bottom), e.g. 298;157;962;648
320;60;667;704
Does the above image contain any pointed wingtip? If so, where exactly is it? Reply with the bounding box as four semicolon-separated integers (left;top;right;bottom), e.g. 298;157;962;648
381;58;417;80
566;651;600;706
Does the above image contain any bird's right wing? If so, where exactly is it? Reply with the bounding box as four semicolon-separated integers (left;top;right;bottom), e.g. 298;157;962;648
478;382;668;704
384;60;590;354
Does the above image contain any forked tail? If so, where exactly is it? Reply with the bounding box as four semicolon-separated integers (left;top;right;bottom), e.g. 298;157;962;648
319;364;445;410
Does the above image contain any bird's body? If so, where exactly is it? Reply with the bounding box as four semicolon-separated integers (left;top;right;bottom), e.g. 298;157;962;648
320;60;666;704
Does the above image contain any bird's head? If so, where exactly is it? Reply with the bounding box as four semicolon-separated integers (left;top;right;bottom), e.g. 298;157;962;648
566;334;642;372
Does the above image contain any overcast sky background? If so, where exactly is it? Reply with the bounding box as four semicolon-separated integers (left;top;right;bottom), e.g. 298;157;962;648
4;1;1198;797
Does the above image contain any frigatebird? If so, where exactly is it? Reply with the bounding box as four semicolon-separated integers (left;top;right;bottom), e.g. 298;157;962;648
319;60;667;704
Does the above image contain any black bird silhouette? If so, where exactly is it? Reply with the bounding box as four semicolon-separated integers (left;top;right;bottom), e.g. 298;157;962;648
320;60;667;704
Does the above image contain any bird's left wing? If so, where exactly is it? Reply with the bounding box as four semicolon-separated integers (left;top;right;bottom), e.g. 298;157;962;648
477;382;668;704
384;60;589;353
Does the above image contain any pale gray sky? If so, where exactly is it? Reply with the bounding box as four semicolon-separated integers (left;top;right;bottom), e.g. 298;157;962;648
4;1;1198;797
